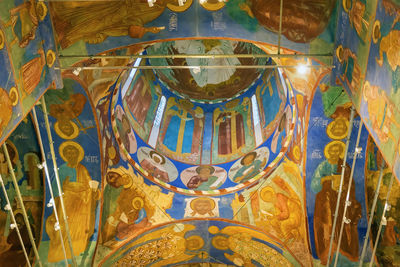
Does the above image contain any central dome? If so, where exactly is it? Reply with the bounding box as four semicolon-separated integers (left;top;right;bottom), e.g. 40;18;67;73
111;39;295;195
146;40;270;103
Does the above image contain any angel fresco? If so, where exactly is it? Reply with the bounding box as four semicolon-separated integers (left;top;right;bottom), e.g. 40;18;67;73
212;232;292;267
256;70;286;141
343;0;370;42
158;98;204;163
362;81;400;145
49;0;192;49
2;0;47;48
259;179;303;242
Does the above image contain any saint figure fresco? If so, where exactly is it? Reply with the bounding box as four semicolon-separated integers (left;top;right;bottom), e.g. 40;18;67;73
137;147;178;183
46;141;100;262
115;105;137;155
229;147;269;183
312;140;361;264
213;98;253;162
181;165;227;190
125;76;152;128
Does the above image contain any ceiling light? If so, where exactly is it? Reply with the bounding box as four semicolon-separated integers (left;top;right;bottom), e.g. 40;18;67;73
199;0;206;4
297;64;309;75
72;67;82;76
148;0;156;7
178;0;186;6
192;66;201;74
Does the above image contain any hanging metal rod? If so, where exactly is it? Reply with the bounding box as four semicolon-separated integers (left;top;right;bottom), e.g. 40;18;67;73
58;53;332;59
56;64;333;71
326;107;356;266
277;0;284;55
31;107;69;267
369;171;396;267
40;98;78;267
2;143;43;267
334;121;363;267
358;160;386;266
0;174;31;267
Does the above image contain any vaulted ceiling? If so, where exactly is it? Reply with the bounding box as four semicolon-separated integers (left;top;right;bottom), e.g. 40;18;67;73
0;0;399;266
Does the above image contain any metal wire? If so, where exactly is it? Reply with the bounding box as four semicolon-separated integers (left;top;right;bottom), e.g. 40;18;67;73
0;174;31;267
2;143;43;267
31;107;69;267
326;107;356;266
40;98;78;266
333;120;363;266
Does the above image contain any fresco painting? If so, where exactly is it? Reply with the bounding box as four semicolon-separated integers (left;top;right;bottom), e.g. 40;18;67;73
358;0;400;180
100;220;300;266
123;68;162;142
230;158;310;266
137;146;179;183
184;197;220;218
0;26;22;146
114;105;137;158
158;97;204;164
212;98;254;164
48;0;340;66
181;165;227;191
306;84;369;266
255;69;286;142
32;78;101;266
365;136;400;266
2;0;399;265
0;116;44;265
147;40;269;103
107;44;296;196
99;165;174;251
228;147;269;183
332;0;378;108
0;0;61;145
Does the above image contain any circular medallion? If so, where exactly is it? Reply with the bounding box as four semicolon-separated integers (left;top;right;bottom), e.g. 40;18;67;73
324;140;345;160
372;20;381;44
46;49;56;68
336;45;344;63
211;235;229;250
200;0;225;11
185;235;204;251
54;120;79;140
167;0;193;12
59;141;84;163
36;2;48;21
9;87;19;106
326;117;349;140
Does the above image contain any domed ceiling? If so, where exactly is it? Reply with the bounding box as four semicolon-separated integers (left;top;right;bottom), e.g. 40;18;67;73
146;40;269;102
111;39;295;195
